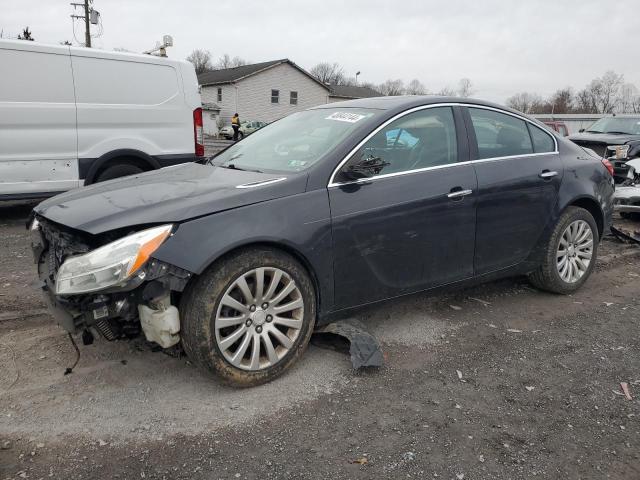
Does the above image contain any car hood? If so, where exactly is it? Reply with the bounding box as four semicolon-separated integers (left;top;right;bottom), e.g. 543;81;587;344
34;163;307;235
569;132;640;145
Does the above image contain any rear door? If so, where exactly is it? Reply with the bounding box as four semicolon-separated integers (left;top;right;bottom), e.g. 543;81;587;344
464;106;563;274
0;42;79;197
329;106;477;309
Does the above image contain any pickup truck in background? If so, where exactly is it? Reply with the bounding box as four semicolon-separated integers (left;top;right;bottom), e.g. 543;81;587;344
569;115;640;183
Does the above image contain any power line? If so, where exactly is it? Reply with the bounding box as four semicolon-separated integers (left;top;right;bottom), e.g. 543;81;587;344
70;0;100;47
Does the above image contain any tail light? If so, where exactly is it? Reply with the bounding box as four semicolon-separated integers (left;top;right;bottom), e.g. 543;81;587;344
601;158;614;176
193;108;204;157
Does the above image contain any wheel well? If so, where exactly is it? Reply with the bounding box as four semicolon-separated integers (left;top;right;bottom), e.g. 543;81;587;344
85;154;156;185
195;242;322;313
569;197;604;238
95;156;152;177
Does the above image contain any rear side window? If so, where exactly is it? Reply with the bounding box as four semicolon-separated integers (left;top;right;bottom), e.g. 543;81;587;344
469;108;533;159
528;123;556;153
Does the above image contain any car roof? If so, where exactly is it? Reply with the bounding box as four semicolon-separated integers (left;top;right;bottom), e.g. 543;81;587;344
310;95;520;114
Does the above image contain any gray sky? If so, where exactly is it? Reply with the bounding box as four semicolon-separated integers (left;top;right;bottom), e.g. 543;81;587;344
2;0;638;102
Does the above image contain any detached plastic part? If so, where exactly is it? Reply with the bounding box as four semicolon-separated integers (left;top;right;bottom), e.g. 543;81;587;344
313;318;384;369
138;303;180;348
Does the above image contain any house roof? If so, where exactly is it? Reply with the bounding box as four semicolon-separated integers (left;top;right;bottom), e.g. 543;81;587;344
329;84;381;99
197;59;330;90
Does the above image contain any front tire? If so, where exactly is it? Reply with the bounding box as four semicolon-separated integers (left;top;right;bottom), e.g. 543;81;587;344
528;206;598;294
180;247;316;387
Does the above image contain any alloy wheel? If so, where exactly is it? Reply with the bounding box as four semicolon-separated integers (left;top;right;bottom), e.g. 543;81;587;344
556;220;593;283
214;267;304;370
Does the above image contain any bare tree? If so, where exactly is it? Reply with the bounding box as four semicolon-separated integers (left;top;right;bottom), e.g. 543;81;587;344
577;71;624;113
547;87;573;114
437;86;457;96
309;62;346;85
574;88;596;113
186;49;213;74
405;79;427;95
378;79;405;96
17;27;34;41
457;78;475;97
215;54;247;70
506;92;544;113
618;83;640;113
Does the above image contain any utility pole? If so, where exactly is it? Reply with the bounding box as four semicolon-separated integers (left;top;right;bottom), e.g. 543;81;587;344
70;0;96;47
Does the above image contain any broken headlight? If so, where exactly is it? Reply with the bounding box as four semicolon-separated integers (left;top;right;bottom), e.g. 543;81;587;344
607;144;630;159
55;224;173;295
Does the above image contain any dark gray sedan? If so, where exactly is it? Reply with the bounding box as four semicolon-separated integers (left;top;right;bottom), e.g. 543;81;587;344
30;96;615;386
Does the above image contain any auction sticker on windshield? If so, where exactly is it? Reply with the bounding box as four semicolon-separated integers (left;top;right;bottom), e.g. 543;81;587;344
325;112;367;123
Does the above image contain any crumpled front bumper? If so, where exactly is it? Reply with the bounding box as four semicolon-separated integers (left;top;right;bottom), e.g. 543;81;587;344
30;215;194;341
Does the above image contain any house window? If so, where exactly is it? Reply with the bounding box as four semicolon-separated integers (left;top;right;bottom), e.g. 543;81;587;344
217;88;222;102
271;89;279;104
290;91;298;105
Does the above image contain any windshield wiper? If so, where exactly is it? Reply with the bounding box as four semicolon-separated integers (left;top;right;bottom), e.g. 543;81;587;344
223;163;263;173
604;131;631;135
585;130;603;133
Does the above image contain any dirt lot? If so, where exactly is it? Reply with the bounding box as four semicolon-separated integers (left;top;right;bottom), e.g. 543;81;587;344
1;201;639;479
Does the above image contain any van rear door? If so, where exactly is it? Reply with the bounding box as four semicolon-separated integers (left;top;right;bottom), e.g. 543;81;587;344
0;41;79;198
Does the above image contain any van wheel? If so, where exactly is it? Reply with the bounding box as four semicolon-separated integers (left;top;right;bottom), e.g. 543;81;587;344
180;247;316;387
528;207;598;294
95;163;144;183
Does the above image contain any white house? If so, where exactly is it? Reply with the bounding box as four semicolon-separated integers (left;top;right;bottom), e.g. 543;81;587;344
197;59;380;136
198;59;329;135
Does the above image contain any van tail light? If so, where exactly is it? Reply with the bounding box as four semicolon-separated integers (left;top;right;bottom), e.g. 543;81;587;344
193;107;204;157
601;158;614;176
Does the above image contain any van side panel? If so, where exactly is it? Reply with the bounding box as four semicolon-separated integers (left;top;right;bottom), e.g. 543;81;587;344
71;53;195;175
0;43;80;196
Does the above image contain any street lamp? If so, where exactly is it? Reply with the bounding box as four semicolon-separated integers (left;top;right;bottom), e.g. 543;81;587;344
355;71;361;85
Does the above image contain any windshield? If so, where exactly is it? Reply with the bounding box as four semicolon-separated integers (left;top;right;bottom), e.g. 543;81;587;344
211;108;379;173
586;117;640;135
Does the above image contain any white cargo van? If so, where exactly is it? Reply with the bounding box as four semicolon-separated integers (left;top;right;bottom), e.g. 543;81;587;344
0;39;204;200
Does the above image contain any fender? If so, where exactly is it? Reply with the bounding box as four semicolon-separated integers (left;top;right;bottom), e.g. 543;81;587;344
81;149;161;185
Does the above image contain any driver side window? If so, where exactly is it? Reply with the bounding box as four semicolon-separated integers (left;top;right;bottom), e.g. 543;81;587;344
345;107;458;178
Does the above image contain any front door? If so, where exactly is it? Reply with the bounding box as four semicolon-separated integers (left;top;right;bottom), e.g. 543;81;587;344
465;106;563;275
328;106;477;310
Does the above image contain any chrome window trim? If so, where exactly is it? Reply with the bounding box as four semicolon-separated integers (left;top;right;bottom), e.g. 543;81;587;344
327;102;559;188
236;177;287;189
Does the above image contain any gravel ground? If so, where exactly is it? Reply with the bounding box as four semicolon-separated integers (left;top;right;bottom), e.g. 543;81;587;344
1;201;639;479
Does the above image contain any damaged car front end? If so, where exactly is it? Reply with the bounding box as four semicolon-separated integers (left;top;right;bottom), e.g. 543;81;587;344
614;158;640;218
31;217;192;347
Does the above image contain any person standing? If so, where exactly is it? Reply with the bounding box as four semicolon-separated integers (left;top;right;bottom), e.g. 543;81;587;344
231;113;240;141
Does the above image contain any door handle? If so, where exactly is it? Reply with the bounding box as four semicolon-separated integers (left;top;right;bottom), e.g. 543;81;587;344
447;188;473;199
539;170;558;179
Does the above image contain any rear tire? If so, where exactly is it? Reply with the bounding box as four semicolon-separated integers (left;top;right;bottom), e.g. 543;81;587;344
528;207;598;294
180;247;316;387
95;163;144;182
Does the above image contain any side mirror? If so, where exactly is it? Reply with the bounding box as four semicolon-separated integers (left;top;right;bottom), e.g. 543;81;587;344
579;128;585;133
342;155;390;180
